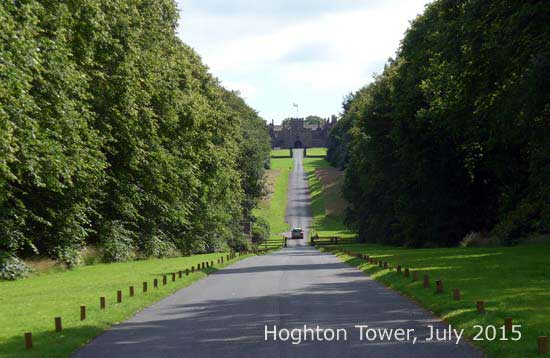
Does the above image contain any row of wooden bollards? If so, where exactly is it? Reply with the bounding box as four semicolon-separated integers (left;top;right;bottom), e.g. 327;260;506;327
23;251;248;350
342;250;549;355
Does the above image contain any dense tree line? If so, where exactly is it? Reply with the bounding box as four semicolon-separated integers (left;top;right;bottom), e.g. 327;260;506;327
282;115;325;126
328;0;550;247
0;0;270;271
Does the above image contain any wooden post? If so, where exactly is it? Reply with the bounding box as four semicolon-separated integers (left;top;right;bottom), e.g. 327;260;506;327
100;296;106;309
54;317;62;332
178;270;182;278
383;261;388;269
117;290;122;303
143;281;148;292
172;272;176;281
453;288;461;301
539;336;549;354
378;261;382;268
129;286;134;297
191;266;195;273
197;263;200;270
504;317;513;332
80;305;86;321
185;269;189;276
436;280;443;293
154;278;158;288
163;275;167;285
221;257;224;263
211;261;213;267
476;301;485;314
201;262;205;269
404;268;410;277
423;275;429;288
397;265;402;273
412;271;419;281
24;332;32;349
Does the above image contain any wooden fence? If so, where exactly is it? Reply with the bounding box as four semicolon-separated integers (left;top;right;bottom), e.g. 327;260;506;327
310;235;358;246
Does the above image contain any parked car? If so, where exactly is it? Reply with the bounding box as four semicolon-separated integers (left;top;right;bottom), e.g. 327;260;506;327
291;228;304;240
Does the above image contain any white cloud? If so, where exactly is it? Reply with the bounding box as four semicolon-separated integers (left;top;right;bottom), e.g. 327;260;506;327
177;0;431;123
222;80;258;100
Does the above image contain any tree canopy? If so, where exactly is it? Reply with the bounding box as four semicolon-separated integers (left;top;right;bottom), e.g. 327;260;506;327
328;0;550;247
0;0;270;267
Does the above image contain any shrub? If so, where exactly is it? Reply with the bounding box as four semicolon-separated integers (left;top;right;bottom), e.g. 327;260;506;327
0;253;31;280
228;234;252;252
251;217;270;244
139;232;179;259
460;232;499;248
100;221;136;263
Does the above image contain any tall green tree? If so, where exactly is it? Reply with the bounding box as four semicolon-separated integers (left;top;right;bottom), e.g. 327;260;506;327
0;0;271;270
330;0;550;247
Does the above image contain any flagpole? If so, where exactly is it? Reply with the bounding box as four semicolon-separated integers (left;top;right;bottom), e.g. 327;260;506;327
293;103;299;117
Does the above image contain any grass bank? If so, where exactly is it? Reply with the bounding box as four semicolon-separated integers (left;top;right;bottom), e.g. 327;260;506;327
303;155;355;238
304;151;549;357
323;243;550;358
305;147;327;157
0;252;251;358
254;153;293;248
270;148;292;157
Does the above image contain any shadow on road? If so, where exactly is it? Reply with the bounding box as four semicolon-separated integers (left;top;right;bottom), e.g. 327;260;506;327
74;248;482;358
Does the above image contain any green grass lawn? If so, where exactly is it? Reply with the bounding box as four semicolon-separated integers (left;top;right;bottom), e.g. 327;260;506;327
303;157;355;238
0;252;250;358
254;156;293;248
305;147;327;157
323;243;550;358
270;148;292;157
302;151;549;357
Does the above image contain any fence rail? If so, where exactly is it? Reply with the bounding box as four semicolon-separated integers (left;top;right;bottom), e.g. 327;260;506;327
310;235;358;246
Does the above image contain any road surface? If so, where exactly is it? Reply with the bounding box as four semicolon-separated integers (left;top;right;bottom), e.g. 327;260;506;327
285;148;311;245
74;149;481;358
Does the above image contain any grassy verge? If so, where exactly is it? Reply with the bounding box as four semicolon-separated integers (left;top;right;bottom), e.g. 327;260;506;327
304;151;549;357
322;243;550;358
254;154;293;248
303;156;355;238
0;252;251;358
270;148;291;157
305;147;327;157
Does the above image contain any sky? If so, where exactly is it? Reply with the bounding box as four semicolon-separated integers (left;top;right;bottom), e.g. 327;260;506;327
176;0;432;124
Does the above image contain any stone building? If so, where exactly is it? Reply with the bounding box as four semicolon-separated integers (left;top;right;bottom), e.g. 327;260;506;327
268;116;337;148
